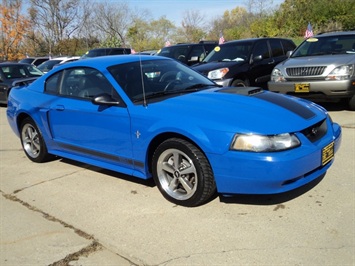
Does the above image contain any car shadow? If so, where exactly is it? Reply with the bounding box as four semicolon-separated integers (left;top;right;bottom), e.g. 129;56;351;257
60;157;326;207
315;101;351;111
59;158;156;187
219;174;325;206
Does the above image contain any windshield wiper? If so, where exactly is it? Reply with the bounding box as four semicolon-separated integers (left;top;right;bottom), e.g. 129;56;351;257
184;83;219;91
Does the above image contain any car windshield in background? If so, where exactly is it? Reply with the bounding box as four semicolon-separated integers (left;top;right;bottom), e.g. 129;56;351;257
202;42;253;62
108;59;216;103
18;58;34;64
81;48;131;59
37;60;62;72
0;64;43;79
292;35;355;57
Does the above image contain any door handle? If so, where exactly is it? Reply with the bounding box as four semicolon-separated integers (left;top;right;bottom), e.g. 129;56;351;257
55;105;65;111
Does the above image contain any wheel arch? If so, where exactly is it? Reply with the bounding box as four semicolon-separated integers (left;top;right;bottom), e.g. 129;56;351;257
231;75;250;87
146;132;208;174
16;112;33;133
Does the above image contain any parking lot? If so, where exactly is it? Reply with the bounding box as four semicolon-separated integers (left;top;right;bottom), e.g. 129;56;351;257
1;104;354;265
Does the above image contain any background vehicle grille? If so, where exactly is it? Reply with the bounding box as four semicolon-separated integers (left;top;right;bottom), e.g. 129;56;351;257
301;119;327;143
286;66;326;76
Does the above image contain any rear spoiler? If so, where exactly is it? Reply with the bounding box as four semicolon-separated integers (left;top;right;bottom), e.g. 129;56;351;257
11;77;39;88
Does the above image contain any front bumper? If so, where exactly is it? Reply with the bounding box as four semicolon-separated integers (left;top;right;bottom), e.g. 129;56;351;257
268;79;355;99
207;121;342;195
215;78;233;87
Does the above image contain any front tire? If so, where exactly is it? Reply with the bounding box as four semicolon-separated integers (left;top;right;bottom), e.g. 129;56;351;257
152;138;216;207
231;79;249;87
20;118;53;163
348;95;355;111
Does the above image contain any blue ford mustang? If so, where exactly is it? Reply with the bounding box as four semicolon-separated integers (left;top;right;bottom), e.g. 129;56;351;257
6;55;341;206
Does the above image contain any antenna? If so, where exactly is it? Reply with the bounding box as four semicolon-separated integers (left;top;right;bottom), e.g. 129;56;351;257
138;54;147;107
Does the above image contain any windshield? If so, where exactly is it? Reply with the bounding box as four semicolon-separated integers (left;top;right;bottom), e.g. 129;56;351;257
19;58;34;64
292;35;355;57
37;60;62;72
108;59;216;103
1;65;43;79
156;46;190;61
202;42;252;62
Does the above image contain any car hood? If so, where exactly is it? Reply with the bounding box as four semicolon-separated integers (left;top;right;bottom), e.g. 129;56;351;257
278;54;355;68
146;87;326;134
192;61;244;74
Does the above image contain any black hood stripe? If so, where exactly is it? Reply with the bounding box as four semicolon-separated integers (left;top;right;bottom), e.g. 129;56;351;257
218;87;315;119
255;92;315;119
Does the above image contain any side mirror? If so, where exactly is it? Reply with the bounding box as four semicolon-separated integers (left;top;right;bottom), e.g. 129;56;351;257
286;50;293;57
92;93;120;106
253;55;263;62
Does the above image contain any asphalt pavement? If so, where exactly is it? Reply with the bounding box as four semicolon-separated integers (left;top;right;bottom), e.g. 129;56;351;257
1;104;354;266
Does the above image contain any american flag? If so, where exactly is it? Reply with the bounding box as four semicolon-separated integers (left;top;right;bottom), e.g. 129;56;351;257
165;40;171;47
219;34;225;45
304;22;314;39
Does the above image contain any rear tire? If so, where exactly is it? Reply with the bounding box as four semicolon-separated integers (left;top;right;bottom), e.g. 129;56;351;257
152;138;216;207
20;118;53;163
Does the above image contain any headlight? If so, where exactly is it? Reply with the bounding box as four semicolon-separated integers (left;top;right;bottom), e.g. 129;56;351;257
207;68;229;79
231;133;300;152
326;65;354;80
270;68;285;82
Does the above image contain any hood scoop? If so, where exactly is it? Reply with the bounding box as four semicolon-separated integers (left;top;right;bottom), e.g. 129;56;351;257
218;87;264;96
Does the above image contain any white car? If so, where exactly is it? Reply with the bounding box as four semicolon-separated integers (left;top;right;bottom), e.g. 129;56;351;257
37;56;80;73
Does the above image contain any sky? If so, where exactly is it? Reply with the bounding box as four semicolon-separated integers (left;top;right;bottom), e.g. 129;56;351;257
121;0;285;24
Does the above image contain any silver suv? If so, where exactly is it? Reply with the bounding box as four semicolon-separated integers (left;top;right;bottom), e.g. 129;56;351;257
268;31;355;110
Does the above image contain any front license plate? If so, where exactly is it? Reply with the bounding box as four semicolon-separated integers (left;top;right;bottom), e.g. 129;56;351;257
322;141;334;166
295;83;310;93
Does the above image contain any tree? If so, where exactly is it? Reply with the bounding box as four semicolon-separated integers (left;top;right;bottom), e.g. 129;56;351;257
28;0;87;56
149;17;176;48
176;10;206;43
90;1;134;47
0;0;30;61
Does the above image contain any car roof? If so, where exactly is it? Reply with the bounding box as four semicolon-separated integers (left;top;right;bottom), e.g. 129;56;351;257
315;31;355;37
222;37;291;45
89;47;130;51
0;62;32;66
163;41;217;48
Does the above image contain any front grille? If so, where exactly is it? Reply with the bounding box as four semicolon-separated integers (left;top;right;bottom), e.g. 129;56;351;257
301;119;327;143
286;66;326;76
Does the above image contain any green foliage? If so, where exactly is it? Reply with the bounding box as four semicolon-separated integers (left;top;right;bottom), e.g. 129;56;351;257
7;0;355;59
100;36;122;48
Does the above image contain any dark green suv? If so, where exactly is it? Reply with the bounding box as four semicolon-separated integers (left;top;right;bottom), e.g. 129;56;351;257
156;41;218;66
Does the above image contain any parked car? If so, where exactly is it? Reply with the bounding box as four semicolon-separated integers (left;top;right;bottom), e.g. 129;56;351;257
37;56;80;73
0;62;43;104
81;48;131;59
192;38;296;89
19;57;50;66
136;50;158;55
156;41;218;65
268;31;355;110
6;55;341;206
